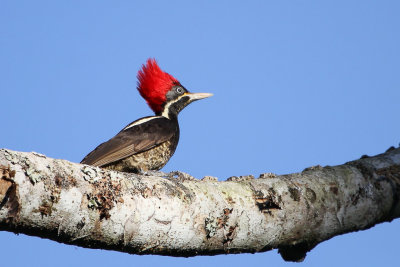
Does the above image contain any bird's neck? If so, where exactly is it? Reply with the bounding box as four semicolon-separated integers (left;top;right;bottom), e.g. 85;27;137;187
157;96;190;120
159;112;178;121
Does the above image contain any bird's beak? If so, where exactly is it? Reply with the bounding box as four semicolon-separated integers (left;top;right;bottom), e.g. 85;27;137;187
185;92;213;101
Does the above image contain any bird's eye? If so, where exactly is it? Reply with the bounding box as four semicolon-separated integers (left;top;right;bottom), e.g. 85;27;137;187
176;87;184;94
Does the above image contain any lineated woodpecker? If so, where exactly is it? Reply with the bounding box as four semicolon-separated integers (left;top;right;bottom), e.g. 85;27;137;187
81;59;212;173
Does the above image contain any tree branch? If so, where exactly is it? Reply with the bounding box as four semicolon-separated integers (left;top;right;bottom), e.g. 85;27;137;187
1;147;399;262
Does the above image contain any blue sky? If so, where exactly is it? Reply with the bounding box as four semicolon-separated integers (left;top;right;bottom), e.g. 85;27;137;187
1;1;399;266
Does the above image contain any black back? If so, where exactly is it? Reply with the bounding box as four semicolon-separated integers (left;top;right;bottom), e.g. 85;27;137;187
81;116;178;167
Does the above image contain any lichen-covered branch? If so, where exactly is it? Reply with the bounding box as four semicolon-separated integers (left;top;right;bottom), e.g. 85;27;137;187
1;147;399;262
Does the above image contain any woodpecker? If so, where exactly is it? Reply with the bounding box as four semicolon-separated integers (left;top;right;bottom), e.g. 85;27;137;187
81;59;212;173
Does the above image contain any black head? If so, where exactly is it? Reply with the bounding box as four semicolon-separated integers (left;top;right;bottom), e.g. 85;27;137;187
159;85;212;119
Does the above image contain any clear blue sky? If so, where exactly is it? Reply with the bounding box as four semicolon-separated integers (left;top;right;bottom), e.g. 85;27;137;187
1;1;399;266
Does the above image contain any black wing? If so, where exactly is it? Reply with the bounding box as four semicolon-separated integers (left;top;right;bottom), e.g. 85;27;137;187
81;116;177;167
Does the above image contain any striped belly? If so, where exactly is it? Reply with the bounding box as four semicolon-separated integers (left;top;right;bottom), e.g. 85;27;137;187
103;137;178;173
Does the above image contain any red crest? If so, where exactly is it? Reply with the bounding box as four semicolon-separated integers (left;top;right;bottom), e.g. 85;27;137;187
137;59;179;113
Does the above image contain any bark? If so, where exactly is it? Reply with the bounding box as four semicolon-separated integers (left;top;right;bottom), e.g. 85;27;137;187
0;147;399;262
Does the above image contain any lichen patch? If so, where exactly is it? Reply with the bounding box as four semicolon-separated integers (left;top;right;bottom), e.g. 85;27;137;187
0;165;20;221
288;187;301;202
254;190;281;214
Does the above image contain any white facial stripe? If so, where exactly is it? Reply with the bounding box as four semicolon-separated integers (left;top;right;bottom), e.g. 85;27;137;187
161;94;188;118
123;116;163;130
161;101;173;118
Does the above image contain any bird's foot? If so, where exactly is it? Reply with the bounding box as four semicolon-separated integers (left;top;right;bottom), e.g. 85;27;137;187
139;170;170;178
137;170;196;181
167;171;196;181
